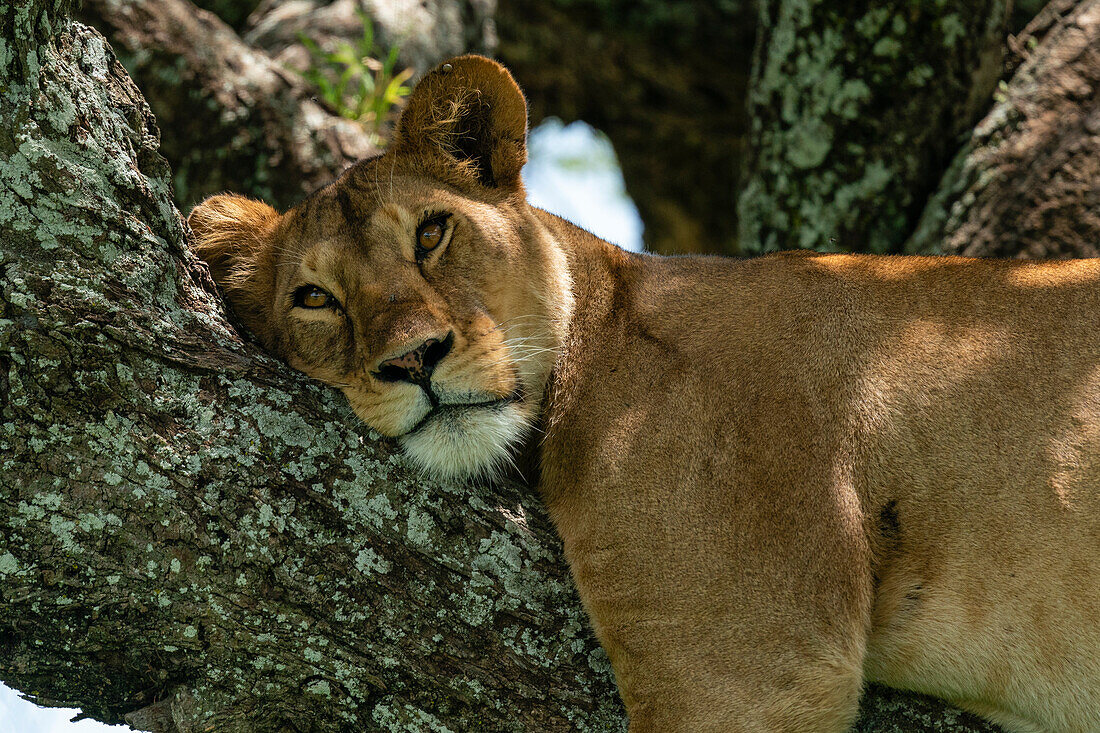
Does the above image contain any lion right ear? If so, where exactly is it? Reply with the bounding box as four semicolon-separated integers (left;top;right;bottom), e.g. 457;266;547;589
393;55;528;190
187;194;280;349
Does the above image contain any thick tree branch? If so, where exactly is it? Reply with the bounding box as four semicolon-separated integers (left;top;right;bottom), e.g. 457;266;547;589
907;0;1100;258
738;0;1011;254
79;0;380;213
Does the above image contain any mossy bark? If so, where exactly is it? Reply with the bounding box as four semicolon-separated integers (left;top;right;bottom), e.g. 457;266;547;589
738;0;1011;255
906;0;1100;258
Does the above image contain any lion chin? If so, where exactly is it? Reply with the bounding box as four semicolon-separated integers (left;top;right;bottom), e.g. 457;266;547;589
397;401;532;482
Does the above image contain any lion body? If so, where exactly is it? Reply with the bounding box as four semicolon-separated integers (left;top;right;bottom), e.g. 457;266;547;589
189;55;1100;732
539;214;1100;731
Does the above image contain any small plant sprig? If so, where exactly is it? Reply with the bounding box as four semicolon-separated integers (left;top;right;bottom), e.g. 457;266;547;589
297;13;412;144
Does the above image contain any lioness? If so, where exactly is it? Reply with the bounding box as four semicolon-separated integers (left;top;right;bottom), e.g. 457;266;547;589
188;55;1100;732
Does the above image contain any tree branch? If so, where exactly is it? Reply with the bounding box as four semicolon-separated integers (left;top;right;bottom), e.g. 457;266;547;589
0;13;622;732
79;0;380;213
907;0;1100;258
738;0;1011;254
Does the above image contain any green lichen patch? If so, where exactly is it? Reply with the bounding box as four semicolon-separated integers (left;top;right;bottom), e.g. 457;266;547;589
738;0;1009;255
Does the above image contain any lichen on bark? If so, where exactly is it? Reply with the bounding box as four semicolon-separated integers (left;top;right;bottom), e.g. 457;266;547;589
738;0;1010;254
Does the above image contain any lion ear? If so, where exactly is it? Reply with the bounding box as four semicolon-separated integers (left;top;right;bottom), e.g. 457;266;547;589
187;194;280;349
393;55;528;190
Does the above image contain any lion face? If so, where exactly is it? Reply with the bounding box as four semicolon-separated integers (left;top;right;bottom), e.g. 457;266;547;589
188;57;573;480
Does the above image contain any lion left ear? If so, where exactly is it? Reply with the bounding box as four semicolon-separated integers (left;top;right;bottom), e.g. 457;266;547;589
393;55;528;190
187;194;281;350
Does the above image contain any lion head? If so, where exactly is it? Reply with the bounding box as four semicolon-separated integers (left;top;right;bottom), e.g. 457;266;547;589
187;56;573;480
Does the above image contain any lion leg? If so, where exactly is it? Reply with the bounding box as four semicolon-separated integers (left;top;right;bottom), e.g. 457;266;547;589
621;656;863;732
551;446;874;732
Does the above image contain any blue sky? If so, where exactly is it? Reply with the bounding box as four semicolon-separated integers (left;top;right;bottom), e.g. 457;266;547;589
524;118;644;252
0;118;642;732
0;689;128;733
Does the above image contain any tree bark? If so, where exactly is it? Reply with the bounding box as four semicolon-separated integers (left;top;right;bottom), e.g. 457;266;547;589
906;0;1100;258
853;685;1001;732
738;0;1011;254
78;0;380;214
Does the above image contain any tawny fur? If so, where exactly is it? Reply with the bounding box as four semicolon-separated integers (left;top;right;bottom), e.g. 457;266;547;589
189;55;1100;732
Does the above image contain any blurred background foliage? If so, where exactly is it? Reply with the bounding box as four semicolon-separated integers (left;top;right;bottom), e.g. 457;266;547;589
296;15;412;144
81;0;1100;260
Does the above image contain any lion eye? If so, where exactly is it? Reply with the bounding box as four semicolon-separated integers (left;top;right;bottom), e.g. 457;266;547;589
417;221;444;251
294;286;333;309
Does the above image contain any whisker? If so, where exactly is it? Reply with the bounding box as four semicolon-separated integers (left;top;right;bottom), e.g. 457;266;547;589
488;344;563;361
503;347;560;357
502;331;555;342
493;345;560;359
501;331;559;344
483;314;553;334
501;333;554;343
499;339;553;349
477;354;554;372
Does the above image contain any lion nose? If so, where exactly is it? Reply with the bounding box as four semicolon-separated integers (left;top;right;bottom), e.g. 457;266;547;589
374;332;454;386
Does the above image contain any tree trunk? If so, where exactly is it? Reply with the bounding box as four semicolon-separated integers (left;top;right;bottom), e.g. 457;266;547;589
738;0;1011;254
78;0;380;214
906;0;1100;258
0;1;1046;731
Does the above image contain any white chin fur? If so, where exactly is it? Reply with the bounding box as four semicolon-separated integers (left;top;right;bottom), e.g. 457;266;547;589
398;402;530;481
